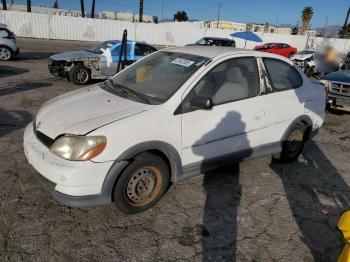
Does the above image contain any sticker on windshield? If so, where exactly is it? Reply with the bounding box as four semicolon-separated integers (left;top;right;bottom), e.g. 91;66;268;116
171;58;195;67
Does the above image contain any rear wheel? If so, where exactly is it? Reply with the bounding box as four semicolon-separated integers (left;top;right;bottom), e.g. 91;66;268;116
69;65;91;85
273;123;307;163
0;46;12;61
113;153;170;214
288;52;295;59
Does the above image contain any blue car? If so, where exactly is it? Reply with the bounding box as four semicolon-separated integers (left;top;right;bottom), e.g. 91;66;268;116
48;40;157;85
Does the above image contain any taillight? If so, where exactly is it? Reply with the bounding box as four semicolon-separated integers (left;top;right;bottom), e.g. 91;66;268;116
6;33;16;39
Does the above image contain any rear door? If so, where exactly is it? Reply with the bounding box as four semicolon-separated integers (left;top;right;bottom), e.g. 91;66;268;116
261;57;305;145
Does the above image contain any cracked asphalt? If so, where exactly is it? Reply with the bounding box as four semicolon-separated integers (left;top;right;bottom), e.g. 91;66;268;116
1;38;350;262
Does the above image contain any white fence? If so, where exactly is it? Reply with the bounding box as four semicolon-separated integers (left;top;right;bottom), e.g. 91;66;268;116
1;10;350;53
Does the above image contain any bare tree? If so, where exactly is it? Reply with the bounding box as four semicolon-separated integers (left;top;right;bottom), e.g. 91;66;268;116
139;0;143;23
80;0;85;17
1;0;7;10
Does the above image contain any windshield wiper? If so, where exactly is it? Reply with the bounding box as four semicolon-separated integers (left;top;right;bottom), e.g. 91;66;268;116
106;80;151;104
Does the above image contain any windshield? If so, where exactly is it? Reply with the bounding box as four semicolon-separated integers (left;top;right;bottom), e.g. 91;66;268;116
110;51;209;104
88;41;118;54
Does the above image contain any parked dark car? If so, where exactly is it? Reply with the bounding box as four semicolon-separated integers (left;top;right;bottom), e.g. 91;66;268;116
188;37;236;47
322;69;350;111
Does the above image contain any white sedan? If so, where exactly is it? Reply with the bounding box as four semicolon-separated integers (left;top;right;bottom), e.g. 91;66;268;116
23;46;326;214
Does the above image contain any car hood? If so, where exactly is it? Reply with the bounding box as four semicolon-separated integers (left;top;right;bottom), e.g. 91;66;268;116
322;71;350;83
50;51;100;61
35;85;154;139
291;53;314;61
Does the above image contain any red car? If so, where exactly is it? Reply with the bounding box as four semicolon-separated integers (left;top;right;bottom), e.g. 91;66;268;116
254;43;297;58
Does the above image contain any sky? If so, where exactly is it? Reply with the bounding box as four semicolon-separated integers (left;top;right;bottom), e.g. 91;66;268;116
10;0;350;28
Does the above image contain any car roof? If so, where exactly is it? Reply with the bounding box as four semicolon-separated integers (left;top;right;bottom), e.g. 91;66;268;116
165;46;258;59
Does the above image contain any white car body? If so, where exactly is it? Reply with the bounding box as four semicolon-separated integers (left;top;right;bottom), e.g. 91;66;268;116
23;46;326;207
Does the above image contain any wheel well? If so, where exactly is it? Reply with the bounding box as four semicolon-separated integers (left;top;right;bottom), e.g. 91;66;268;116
137;149;173;182
300;120;312;140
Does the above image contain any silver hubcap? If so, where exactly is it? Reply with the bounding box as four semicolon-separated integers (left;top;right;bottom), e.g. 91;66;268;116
0;48;11;60
73;68;89;83
126;167;162;206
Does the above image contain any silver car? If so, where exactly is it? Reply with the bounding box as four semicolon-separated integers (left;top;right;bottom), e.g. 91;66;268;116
0;25;19;61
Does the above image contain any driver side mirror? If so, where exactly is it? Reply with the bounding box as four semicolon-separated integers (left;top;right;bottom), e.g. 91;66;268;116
190;96;213;110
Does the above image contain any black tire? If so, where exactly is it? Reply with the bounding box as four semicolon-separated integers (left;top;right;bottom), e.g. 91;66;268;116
69;64;91;85
0;46;12;61
113;153;170;214
273;123;307;163
288;52;295;59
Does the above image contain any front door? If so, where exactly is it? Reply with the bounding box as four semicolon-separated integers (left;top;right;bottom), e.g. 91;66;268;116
180;56;269;171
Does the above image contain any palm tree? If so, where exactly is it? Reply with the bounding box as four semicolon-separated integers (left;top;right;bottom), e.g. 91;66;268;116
1;0;7;10
91;0;95;18
300;6;313;35
80;0;85;17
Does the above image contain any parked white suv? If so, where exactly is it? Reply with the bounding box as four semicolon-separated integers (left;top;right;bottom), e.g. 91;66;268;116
24;46;326;214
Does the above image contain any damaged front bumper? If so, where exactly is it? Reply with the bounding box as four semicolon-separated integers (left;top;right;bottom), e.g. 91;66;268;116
23;122;120;207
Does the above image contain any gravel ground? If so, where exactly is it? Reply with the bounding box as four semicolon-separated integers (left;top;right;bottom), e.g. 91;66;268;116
1;38;350;262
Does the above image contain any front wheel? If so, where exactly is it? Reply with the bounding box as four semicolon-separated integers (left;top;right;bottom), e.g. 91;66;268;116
0;46;12;61
113;153;170;214
273;123;307;163
69;65;91;85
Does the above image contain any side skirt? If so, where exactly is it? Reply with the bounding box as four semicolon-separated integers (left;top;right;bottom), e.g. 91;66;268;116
180;142;281;181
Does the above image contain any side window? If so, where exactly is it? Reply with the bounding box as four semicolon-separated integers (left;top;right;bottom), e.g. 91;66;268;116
192;57;260;106
263;58;303;91
0;29;9;38
111;43;132;57
135;44;153;57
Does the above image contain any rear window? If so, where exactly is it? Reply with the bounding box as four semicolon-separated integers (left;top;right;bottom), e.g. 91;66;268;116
263;58;303;90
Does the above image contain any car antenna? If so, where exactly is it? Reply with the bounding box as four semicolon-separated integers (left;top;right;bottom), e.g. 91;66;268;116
117;29;128;73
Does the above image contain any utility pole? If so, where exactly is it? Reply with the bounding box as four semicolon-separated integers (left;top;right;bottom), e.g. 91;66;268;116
323;16;328;37
1;0;7;10
161;0;164;22
344;6;350;27
139;0;143;23
216;0;222;29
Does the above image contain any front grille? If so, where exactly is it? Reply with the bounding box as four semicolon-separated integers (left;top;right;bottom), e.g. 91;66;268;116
33;122;55;148
329;82;350;97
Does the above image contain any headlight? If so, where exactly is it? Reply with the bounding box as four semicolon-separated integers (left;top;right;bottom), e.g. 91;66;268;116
50;135;107;161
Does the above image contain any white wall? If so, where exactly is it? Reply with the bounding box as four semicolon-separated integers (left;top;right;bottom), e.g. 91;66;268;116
1;10;350;54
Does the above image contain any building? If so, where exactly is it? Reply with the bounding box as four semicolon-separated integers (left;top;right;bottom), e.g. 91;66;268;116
202;20;246;31
100;11;158;23
247;23;275;33
305;29;317;37
275;27;292;34
0;4;82;17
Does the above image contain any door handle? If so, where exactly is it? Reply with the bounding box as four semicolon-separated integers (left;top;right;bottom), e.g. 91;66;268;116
254;111;266;120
